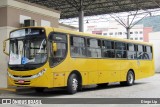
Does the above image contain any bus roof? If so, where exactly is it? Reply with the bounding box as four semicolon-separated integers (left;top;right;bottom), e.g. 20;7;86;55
10;26;152;46
52;27;152;46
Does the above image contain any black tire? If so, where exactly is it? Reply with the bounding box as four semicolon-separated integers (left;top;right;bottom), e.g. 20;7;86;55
97;83;109;88
67;73;79;94
120;70;135;86
35;88;45;93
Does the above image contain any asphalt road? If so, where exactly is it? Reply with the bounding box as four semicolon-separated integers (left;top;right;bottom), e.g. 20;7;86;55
0;73;160;107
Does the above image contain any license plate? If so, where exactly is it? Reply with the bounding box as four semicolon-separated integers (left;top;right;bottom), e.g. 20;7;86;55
18;80;25;83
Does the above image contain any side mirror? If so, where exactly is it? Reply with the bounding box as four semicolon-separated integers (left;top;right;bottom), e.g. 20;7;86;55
3;38;9;56
52;42;57;52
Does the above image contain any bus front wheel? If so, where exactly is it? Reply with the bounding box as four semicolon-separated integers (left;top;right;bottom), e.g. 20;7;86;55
120;70;135;86
67;73;79;94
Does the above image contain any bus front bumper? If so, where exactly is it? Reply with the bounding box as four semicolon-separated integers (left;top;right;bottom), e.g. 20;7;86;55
7;70;54;88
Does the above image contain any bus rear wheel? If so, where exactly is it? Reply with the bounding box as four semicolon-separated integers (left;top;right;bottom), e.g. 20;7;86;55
67;73;79;94
120;70;135;86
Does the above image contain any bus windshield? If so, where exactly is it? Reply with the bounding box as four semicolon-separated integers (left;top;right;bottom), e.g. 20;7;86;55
9;28;47;66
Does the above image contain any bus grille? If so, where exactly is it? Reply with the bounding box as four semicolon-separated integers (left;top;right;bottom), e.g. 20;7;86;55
14;80;31;85
13;75;32;78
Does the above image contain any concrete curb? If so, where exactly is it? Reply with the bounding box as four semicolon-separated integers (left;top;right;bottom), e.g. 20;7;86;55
0;88;16;92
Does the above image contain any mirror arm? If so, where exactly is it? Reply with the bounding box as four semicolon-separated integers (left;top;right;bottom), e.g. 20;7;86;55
3;38;9;56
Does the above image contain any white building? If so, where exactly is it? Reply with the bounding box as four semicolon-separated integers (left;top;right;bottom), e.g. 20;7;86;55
149;32;160;73
86;21;148;42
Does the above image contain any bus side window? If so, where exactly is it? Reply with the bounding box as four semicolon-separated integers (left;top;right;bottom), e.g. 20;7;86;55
137;45;143;59
127;43;137;59
115;42;127;58
70;36;86;57
87;38;101;58
102;40;115;58
146;46;152;60
142;46;149;60
137;45;151;60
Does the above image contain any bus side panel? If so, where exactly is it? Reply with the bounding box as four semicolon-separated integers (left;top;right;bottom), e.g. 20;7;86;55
120;60;139;81
97;59;120;83
51;57;71;87
52;57;92;87
68;58;98;85
138;60;154;79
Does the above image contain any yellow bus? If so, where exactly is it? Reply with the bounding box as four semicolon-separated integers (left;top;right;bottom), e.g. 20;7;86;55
3;27;154;94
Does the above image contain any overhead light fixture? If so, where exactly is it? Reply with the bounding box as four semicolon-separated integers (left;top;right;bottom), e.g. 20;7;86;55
86;20;89;23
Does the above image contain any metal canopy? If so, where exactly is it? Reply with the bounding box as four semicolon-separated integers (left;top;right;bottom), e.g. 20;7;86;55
24;0;160;19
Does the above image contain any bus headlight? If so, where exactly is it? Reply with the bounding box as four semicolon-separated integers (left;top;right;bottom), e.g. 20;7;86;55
32;68;47;78
8;72;14;78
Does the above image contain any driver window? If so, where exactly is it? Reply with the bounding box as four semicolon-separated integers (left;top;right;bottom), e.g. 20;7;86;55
49;33;67;67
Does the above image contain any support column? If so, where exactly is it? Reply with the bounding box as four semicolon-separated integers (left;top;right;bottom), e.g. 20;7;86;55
78;0;84;32
126;27;130;39
126;15;130;39
79;10;84;32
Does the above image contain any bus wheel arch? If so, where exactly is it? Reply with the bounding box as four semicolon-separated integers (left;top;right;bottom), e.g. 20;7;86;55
120;69;135;86
67;70;82;94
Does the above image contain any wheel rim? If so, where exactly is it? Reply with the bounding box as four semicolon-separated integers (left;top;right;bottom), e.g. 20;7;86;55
128;73;134;84
72;78;78;91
